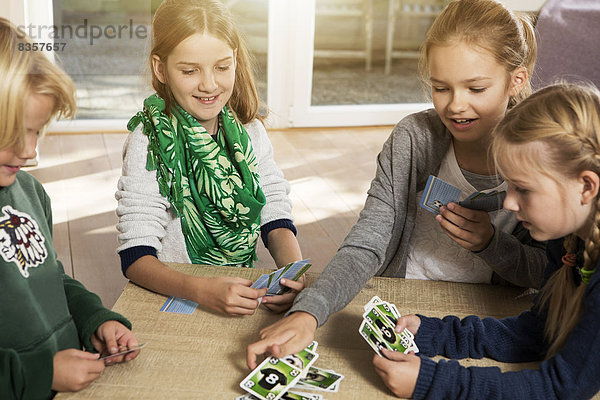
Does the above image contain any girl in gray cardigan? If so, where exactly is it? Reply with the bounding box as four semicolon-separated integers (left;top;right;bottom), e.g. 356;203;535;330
247;0;545;372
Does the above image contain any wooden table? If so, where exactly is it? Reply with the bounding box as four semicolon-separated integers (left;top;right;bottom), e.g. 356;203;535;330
55;263;546;399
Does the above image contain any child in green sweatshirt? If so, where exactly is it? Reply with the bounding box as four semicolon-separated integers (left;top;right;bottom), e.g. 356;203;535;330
0;18;139;399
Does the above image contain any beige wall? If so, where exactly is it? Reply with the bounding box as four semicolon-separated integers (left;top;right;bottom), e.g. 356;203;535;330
0;0;25;25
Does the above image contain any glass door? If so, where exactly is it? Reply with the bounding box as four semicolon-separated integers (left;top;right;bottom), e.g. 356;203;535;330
266;0;545;128
11;0;545;131
267;0;434;128
44;0;267;132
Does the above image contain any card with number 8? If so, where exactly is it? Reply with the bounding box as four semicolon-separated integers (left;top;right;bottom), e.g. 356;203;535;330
240;356;303;400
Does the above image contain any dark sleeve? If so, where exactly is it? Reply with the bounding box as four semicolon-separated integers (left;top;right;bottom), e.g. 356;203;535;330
62;274;132;352
42;187;132;352
416;239;565;362
0;346;54;400
476;222;547;289
119;245;158;276
415;310;546;362
260;218;297;248
413;275;600;399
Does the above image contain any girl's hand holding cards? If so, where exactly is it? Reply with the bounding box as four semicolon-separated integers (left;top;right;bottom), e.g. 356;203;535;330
394;314;421;337
372;349;421;399
261;277;305;313
197;276;268;316
436;203;495;252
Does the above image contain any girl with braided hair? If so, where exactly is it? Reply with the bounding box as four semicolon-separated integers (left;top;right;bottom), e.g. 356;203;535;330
372;82;600;399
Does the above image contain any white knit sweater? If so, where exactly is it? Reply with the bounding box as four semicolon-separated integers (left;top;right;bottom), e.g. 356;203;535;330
115;119;293;263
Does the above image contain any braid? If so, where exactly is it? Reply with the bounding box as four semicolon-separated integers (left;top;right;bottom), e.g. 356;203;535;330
542;196;600;357
539;234;580;358
580;196;600;285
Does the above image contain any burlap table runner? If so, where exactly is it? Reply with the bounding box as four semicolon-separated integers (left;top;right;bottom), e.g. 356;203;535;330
55;264;599;399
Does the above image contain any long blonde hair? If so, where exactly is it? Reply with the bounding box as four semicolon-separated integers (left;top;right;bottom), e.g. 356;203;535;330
0;18;75;152
150;0;262;123
492;82;600;357
419;0;536;109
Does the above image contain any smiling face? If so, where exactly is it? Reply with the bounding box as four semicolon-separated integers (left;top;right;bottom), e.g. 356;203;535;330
153;32;236;135
500;142;596;241
0;93;53;187
428;42;525;147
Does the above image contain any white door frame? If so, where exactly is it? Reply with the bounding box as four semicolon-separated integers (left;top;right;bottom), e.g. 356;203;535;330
266;0;430;129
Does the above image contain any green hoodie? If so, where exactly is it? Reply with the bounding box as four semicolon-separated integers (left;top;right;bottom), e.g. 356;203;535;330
0;171;131;399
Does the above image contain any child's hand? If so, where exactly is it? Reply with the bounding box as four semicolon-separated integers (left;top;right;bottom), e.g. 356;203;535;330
373;349;421;398
246;311;318;369
91;321;140;364
395;314;421;336
261;276;305;313
51;349;104;392
436;203;495;252
197;276;268;316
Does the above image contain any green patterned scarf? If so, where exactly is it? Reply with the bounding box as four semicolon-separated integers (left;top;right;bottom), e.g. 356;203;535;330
128;94;265;267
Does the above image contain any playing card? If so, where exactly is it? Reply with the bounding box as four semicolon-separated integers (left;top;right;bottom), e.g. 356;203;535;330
159;297;198;314
365;303;414;341
280;391;323;400
281;347;318;374
361;297;419;356
359;319;391;356
99;342;148;360
363;302;398;324
296;366;344;392
420;174;506;214
306;341;318;352
373;315;415;353
267;259;312;296
420;175;461;214
363;295;383;312
363;306;398;333
251;273;271;289
459;190;506;212
240;356;303;400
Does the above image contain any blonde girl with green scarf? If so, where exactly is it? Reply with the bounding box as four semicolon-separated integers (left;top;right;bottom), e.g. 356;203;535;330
116;0;303;316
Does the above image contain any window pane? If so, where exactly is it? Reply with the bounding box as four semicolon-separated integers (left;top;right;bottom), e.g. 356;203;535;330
312;0;445;106
227;0;268;106
53;0;268;120
53;0;152;119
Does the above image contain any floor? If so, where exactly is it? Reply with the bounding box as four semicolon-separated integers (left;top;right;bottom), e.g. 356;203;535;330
27;126;392;308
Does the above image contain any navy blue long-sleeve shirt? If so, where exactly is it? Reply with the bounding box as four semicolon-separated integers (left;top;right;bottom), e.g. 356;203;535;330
412;238;600;399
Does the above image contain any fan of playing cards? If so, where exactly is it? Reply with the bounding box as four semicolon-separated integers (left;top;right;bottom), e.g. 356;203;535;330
239;341;344;400
251;259;312;296
420;174;506;214
359;296;419;356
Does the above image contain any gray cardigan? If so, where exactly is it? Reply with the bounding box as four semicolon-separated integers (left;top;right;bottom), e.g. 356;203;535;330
290;109;546;326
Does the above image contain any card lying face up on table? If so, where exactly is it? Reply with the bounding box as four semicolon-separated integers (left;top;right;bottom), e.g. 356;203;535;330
419;174;506;214
251;259;312;296
240;341;344;400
